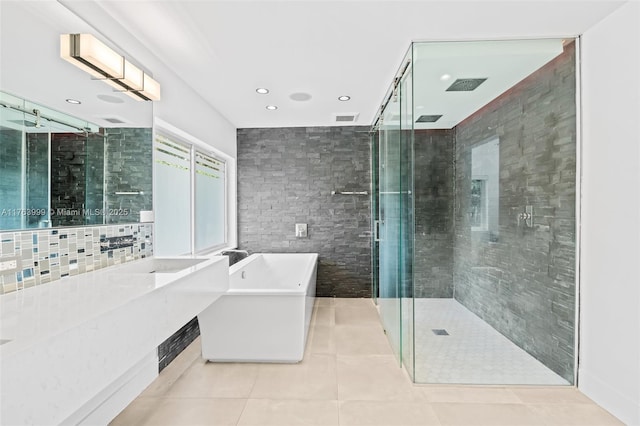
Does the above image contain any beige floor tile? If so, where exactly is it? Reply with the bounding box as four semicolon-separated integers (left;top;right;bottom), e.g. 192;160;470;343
334;297;375;309
337;355;418;401
139;398;246;426
417;386;521;403
335;324;393;355
339;400;441;425
250;354;337;400
313;306;336;327
165;361;260;398
140;338;203;397
431;402;547;426
109;397;161;426
237;399;339;426
528;403;624;425
335;305;381;326
113;303;622;426
315;297;335;307
512;386;595;404
308;324;336;354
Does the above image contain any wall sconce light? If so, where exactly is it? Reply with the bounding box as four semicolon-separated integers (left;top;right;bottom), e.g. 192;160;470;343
60;33;161;101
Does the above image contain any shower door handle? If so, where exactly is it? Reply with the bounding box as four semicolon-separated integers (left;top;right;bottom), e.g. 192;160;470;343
374;220;381;242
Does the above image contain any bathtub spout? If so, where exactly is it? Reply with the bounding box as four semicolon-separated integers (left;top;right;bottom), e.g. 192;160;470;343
221;249;249;256
219;249;249;266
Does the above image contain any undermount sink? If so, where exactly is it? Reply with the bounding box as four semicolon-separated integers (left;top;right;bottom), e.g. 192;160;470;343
112;257;207;274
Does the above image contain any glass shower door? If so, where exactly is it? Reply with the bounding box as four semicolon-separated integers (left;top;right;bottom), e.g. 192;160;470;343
371;130;380;304
398;64;415;380
376;54;415;372
378;100;402;364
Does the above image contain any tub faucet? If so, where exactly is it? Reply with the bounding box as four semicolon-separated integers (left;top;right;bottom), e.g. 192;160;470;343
221;249;249;256
219;249;249;266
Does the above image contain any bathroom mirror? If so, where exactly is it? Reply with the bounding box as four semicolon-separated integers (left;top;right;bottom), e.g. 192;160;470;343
0;2;153;231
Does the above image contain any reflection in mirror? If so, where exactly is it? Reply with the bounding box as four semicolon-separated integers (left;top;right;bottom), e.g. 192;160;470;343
1;1;154;232
0;91;152;231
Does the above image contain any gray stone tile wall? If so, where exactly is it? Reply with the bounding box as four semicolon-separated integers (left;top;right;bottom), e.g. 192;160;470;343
25;133;50;228
50;133;87;227
158;317;199;372
452;42;577;382
237;126;372;297
104;128;153;224
0;128;23;230
85;134;105;226
414;129;455;298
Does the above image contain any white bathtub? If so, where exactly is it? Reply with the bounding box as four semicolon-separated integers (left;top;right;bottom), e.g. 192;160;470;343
198;253;318;363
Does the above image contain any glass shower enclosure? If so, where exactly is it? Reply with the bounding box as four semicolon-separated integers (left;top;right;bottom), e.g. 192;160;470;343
372;38;578;385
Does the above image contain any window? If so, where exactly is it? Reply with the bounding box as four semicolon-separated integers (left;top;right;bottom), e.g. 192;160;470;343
154;133;191;255
153;122;233;255
195;151;226;251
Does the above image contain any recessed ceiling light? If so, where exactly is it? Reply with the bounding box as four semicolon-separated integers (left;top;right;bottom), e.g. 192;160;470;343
66;98;81;104
266;105;278;110
256;88;269;94
440;74;452;81
338;95;351;101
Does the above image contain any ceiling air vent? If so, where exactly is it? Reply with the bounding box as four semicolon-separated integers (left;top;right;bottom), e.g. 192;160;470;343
102;117;127;124
446;78;487;92
333;113;359;123
416;114;443;123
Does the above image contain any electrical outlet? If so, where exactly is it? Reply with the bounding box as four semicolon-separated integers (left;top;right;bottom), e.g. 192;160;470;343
0;260;17;272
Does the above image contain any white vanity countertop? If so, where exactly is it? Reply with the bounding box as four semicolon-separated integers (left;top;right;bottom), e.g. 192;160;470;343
0;255;227;358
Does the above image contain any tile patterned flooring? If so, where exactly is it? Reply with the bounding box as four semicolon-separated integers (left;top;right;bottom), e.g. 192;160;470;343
111;298;622;426
413;299;569;385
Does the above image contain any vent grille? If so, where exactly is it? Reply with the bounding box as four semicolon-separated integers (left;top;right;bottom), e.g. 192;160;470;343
333;113;359;123
446;78;487;92
416;114;443;123
103;117;126;124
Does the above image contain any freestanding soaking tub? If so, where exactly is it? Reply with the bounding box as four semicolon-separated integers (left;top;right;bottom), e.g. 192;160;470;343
198;253;318;363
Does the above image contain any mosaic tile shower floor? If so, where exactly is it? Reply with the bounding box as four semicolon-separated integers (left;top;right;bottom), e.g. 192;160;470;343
412;298;569;385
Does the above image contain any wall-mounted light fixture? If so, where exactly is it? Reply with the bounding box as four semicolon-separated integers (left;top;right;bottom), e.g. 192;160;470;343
60;33;161;101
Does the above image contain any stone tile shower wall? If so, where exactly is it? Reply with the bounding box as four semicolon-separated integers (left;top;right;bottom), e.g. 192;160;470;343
49;133;104;227
452;42;577;382
0;223;153;294
0;128;26;230
413;129;455;298
104;128;153;224
237;126;371;297
25;133;51;228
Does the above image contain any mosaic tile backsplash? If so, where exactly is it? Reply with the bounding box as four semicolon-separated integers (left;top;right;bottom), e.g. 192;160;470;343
0;223;153;294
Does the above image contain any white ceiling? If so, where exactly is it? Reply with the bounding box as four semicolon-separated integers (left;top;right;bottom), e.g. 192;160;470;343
0;2;153;129
3;1;627;130
386;39;566;130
